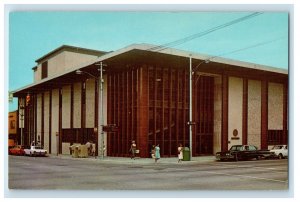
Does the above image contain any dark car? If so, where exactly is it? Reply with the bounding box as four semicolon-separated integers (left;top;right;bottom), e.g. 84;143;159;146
216;145;275;161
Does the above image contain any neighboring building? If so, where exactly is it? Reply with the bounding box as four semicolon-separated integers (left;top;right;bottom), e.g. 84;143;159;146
8;111;19;146
13;44;288;158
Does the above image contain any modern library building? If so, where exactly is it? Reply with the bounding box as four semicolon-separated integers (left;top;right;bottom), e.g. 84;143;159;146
13;44;288;158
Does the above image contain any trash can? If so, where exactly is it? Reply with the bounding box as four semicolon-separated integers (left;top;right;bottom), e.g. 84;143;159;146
183;147;190;161
70;145;79;158
78;145;88;158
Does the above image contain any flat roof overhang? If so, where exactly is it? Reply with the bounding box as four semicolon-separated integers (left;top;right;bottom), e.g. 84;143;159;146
13;44;288;97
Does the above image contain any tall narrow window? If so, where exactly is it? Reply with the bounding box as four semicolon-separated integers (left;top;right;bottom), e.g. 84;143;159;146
41;61;48;79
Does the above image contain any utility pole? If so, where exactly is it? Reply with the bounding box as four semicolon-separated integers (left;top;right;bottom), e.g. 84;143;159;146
99;61;104;159
76;62;105;159
189;55;193;161
95;62;105;159
20;101;24;146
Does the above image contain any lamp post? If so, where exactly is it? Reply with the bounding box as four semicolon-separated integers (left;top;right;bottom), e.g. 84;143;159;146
76;61;105;159
188;56;210;160
19;101;25;146
95;62;105;159
189;56;193;161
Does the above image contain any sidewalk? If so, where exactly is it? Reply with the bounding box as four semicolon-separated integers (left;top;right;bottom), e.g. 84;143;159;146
49;154;216;164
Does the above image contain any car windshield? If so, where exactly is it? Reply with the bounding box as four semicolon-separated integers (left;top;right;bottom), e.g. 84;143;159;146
35;146;43;149
230;145;243;151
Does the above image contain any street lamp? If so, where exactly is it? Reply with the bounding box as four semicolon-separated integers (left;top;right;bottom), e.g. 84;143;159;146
188;56;210;161
76;61;105;159
95;62;105;159
19;101;25;146
189;56;193;161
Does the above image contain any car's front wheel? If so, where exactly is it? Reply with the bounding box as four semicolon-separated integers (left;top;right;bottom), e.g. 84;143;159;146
278;153;283;159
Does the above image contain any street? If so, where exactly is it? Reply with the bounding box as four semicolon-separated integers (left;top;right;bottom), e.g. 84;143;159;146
8;155;288;191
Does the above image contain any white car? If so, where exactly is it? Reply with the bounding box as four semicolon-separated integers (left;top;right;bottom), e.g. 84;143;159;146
270;145;288;159
24;145;48;157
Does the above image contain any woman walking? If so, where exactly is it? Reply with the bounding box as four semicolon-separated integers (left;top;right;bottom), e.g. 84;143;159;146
155;144;160;163
130;140;137;159
178;143;183;163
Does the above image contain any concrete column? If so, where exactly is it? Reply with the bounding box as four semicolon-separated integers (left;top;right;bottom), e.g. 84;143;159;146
138;65;149;158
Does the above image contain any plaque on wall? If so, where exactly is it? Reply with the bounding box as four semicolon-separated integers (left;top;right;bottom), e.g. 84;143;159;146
231;129;240;140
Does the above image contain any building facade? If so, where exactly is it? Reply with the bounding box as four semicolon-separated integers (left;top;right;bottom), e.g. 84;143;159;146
8;111;19;146
13;44;288;158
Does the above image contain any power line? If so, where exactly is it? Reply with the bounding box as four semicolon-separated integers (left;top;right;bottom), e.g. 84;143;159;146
214;36;285;59
147;12;263;52
192;36;286;72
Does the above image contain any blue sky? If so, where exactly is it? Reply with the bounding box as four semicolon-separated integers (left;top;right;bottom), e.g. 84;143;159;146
9;11;288;111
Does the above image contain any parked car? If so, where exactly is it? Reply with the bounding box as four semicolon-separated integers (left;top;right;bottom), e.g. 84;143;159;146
216;145;275;161
24;145;48;157
270;145;288;159
9;145;25;156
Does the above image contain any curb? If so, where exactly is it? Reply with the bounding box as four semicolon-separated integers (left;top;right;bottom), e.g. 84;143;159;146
48;154;216;164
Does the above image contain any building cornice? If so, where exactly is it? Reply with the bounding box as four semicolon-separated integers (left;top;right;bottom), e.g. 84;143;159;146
35;45;107;64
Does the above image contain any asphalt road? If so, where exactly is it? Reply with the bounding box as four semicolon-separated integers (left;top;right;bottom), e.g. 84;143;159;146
8;155;288;192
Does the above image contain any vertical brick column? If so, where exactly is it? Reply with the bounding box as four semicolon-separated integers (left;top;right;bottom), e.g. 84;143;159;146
138;65;149;158
283;81;288;145
49;91;52;154
221;74;228;151
192;72;196;156
261;80;268;149
41;93;44;147
242;78;248;145
59;88;62;154
34;94;37;145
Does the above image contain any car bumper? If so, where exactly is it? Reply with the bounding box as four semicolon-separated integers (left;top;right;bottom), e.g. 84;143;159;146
35;152;47;156
216;154;235;161
262;152;277;159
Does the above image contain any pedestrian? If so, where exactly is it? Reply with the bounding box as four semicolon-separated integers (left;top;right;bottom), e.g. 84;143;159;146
91;143;96;157
155;144;160;163
151;145;155;159
178;143;183;163
86;141;92;155
129;140;137;159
